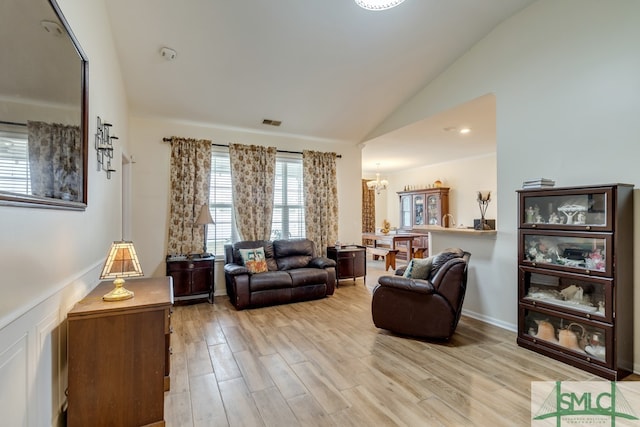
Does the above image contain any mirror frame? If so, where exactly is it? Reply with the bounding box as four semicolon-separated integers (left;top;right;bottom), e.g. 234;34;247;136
0;0;89;211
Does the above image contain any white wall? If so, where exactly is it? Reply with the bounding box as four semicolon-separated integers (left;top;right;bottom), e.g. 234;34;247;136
382;154;497;229
369;0;640;370
0;0;129;424
129;116;363;295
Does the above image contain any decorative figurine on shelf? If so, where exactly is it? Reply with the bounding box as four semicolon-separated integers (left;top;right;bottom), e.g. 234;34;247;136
560;285;584;303
548;212;561;224
576;211;586;224
559;324;587;353
526;206;535;223
381;219;391;234
585;332;606;359
533;320;558;343
557;203;587;225
586;248;605;271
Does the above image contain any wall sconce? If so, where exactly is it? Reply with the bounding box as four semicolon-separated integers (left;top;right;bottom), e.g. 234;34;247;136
99;241;144;301
95;116;117;179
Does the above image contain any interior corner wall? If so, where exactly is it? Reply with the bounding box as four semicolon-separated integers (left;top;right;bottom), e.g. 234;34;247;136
370;0;640;371
0;0;129;424
129;116;363;295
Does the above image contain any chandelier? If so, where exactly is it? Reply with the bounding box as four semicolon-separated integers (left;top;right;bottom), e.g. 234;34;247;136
367;165;389;194
355;0;406;11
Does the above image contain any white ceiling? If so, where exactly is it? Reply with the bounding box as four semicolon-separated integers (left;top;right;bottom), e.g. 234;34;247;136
104;0;533;172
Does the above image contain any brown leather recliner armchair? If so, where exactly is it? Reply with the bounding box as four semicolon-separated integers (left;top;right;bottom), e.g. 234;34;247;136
371;249;471;340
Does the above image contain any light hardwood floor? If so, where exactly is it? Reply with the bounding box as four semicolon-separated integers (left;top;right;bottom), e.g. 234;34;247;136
164;260;635;426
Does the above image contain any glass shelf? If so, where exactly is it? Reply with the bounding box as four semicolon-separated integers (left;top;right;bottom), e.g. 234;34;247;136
519;187;612;231
523;308;609;363
520;231;611;276
519;267;612;322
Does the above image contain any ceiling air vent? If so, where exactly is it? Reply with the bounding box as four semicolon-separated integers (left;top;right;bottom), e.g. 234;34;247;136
262;119;282;127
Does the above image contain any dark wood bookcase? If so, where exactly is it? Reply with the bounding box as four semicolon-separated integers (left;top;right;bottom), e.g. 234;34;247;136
516;184;633;380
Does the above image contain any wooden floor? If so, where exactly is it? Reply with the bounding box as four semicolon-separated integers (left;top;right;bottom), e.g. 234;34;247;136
164;260;631;426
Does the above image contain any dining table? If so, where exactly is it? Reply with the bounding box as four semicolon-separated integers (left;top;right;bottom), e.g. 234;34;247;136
361;232;424;261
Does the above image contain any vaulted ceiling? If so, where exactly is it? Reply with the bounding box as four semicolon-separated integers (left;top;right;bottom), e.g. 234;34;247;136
104;0;534;172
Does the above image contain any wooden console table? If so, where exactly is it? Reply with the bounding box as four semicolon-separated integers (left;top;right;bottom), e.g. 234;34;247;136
67;277;173;427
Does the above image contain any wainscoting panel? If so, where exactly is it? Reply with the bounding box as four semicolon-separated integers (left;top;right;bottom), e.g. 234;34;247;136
0;333;28;427
36;311;59;427
0;262;101;427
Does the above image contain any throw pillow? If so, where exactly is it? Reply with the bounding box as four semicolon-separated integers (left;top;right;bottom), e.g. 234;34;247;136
238;247;268;274
402;260;415;278
402;256;435;280
409;256;435;280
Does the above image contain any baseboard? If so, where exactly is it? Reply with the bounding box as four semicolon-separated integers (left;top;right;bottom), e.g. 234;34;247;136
461;308;517;332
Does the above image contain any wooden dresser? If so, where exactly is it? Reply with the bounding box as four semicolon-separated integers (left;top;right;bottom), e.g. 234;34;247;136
67;277;173;427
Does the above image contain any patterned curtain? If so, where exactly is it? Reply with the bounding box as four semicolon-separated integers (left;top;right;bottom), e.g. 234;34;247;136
229;143;276;241
362;179;376;233
303;150;338;257
27;121;82;201
167;137;212;255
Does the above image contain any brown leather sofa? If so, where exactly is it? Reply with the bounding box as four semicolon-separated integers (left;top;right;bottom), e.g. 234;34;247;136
371;248;471;340
224;239;336;310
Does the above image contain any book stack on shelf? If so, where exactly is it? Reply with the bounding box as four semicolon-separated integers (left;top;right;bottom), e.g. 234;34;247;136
522;178;555;189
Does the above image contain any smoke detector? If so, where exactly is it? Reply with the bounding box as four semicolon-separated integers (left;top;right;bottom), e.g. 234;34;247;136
160;47;177;61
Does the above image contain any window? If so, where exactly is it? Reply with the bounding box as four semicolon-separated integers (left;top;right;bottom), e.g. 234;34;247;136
272;155;305;240
206;149;304;256
207;149;236;256
0;127;30;195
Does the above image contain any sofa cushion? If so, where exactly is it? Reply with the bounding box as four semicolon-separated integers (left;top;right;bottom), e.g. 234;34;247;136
288;268;328;287
249;271;292;292
233;240;278;271
239;247;268;273
274;239;314;270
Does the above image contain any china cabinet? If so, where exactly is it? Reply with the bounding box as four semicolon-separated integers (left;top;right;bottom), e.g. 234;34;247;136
398;188;450;229
516;184;633;380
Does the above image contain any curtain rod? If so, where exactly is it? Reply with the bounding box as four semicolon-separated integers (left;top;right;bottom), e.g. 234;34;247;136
163;138;341;158
0;120;27;127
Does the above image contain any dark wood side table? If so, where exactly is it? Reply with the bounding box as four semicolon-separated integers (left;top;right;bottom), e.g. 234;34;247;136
166;254;214;304
327;245;366;286
67;277;173;427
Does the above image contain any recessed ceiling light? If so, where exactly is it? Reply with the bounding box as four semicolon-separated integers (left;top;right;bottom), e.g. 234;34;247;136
459;127;471;134
355;0;406;11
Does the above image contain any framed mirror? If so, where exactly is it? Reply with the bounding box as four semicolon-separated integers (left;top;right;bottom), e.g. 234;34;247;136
0;0;88;210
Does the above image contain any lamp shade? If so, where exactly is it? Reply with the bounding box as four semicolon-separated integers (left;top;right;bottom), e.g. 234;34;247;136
195;204;215;225
100;241;144;280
